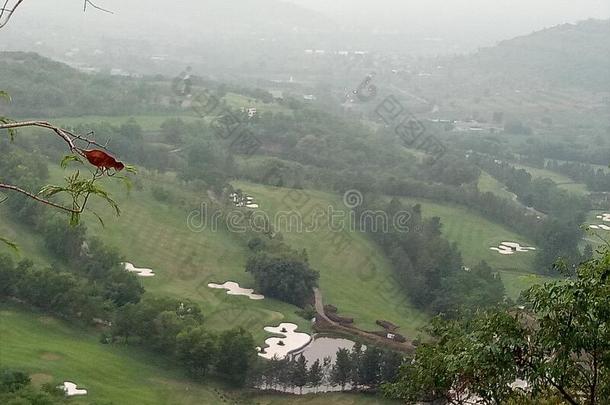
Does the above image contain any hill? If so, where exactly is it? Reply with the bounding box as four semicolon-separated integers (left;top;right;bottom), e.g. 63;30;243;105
0;52;169;117
461;19;610;91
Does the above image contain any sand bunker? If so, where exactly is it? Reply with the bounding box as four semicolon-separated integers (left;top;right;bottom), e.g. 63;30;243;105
589;224;610;231
208;281;264;300
58;382;87;397
595;213;610;222
490;242;536;255
258;323;312;360
230;193;259;209
123;262;155;277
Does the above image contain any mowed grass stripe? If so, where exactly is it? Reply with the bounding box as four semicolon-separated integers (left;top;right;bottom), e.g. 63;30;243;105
235;181;427;335
395;197;536;274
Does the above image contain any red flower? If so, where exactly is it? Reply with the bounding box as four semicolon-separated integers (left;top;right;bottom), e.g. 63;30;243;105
83;149;125;171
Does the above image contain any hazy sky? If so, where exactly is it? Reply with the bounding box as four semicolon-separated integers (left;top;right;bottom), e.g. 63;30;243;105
3;0;610;51
286;0;610;40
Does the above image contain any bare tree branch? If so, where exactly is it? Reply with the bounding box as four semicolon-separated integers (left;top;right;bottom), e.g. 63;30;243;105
0;0;25;29
0;0;112;29
83;0;113;14
0;120;112;158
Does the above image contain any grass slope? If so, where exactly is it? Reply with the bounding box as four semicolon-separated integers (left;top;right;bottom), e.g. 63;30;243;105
394;197;559;300
0;304;227;405
395;197;536;273
477;171;517;200
10;165;309;344
234;181;427;335
0;304;398;405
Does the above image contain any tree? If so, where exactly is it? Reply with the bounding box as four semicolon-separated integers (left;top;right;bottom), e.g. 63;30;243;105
291;354;308;394
215;328;256;386
360;346;382;388
384;247;610;405
246;251;319;306
331;348;353;391
176;327;218;380
308;359;324;392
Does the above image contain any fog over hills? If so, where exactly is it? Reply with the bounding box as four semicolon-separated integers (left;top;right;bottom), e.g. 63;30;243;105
1;1;608;78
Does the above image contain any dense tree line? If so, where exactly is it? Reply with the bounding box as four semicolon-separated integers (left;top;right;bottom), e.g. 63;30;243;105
384;248;610;405
473;155;589;271
546;160;610;192
250;344;403;394
357;198;505;314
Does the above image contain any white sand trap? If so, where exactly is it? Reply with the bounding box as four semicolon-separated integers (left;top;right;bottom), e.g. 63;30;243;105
122;262;155;277
490;242;536;255
590;224;610;231
258;323;312;360
208;281;264;300
58;382;87;396
595;213;610;222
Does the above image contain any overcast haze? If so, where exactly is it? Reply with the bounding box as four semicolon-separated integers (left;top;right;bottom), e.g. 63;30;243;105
5;0;610;49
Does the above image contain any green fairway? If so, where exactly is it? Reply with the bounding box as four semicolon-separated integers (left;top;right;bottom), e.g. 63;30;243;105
0;304;397;405
6;165;309;344
396;197;537;274
0;304;228;405
478;171;517;200
498;270;557;301
513;163;589;195
234;181;427;335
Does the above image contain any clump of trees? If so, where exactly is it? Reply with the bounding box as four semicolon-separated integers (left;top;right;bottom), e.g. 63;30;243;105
111;298;257;386
246;239;319;307
384;247;610;405
0;369;66;404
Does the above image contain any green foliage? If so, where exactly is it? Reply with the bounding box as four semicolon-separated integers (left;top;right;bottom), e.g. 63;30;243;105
215;328;257;386
385;248;610;405
246;249;319;307
40;170;120;226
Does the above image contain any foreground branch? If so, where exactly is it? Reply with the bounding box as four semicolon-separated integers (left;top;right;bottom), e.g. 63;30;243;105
0;0;112;29
0;183;81;213
0;120;110;157
0;0;24;29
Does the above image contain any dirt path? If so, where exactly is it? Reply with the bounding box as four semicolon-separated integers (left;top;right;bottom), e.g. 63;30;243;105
312;288;415;353
313;287;334;324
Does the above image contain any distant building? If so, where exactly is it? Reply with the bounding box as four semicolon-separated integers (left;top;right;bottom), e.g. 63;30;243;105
244;107;257;119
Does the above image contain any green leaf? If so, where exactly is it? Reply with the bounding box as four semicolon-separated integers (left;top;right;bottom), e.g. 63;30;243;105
60;154;84;168
124;165;138;174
